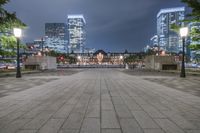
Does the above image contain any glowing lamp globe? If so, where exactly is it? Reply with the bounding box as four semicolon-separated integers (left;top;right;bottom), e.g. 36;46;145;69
13;28;22;38
180;27;188;37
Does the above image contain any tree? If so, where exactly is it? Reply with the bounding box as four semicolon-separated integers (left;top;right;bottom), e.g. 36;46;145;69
0;35;16;49
182;0;200;22
181;0;200;50
124;55;139;64
0;0;26;57
0;0;26;32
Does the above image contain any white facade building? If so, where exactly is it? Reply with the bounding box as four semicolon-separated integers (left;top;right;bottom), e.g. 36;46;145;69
67;15;86;53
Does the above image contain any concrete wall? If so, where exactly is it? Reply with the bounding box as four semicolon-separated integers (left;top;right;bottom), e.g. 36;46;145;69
25;56;57;70
145;55;178;70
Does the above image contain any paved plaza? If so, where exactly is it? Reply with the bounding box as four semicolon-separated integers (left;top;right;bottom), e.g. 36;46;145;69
0;69;200;133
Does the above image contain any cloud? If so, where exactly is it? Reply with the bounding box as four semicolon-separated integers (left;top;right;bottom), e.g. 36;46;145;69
5;0;184;52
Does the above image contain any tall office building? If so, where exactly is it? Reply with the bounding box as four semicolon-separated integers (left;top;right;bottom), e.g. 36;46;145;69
45;23;67;40
150;35;158;46
157;7;185;53
45;23;67;52
67;15;86;53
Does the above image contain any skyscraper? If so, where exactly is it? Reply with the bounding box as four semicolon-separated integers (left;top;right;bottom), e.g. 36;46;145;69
67;15;86;53
45;23;67;53
157;7;185;53
150;35;158;46
45;23;67;40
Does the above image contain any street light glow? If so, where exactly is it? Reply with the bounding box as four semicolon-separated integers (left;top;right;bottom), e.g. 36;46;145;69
180;27;188;37
77;56;81;60
120;55;123;59
13;28;22;38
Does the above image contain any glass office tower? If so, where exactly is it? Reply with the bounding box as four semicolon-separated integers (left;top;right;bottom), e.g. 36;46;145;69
67;15;86;53
157;7;185;53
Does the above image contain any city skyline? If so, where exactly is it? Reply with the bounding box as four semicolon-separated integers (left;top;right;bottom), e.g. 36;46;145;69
5;0;185;52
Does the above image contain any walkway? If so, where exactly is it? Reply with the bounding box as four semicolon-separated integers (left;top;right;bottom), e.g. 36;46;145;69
0;69;200;133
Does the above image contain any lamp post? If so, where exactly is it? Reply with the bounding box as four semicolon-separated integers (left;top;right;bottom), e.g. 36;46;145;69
41;37;44;56
180;27;188;78
13;28;22;78
77;55;81;65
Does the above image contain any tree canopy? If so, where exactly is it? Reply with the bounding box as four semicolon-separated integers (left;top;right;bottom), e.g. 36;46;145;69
182;0;200;22
0;0;26;58
181;0;200;50
0;0;26;33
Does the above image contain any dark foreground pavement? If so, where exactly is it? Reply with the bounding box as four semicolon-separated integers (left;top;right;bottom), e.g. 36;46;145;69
0;69;200;133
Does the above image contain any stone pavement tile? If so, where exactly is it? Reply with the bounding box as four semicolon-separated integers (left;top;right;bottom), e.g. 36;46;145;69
109;91;120;97
71;103;88;114
0;102;15;112
0;118;30;133
114;104;133;118
80;118;100;133
62;112;84;129
89;96;100;105
86;104;100;118
0;110;25;128
101;110;120;129
123;99;142;111
58;130;79;133
44;100;66;111
66;96;81;105
22;111;53;130
101;101;114;110
17;101;41;112
120;118;143;133
144;129;165;133
38;119;65;133
101;94;111;100
112;97;124;105
188;120;200;129
180;111;200;121
21;104;47;119
16;130;37;133
52;104;74;119
186;130;200;133
131;110;160;129
150;101;170;111
140;104;166;118
101;129;122;133
162;110;197;129
132;96;149;105
154;118;185;133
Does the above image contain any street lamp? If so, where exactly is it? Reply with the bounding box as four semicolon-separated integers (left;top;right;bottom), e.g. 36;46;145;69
77;56;81;65
13;28;22;78
180;27;188;78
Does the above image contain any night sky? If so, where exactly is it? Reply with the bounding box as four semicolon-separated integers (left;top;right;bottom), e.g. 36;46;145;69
5;0;186;52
